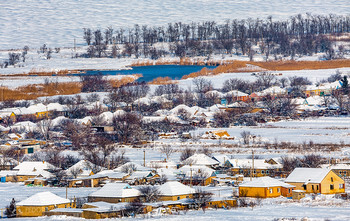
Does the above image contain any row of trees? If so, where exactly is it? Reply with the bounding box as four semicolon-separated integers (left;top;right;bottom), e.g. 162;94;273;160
83;14;350;59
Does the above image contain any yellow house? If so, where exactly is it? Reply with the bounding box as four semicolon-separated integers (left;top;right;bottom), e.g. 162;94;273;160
16;191;75;217
285;168;345;194
226;158;283;178
88;183;140;203
239;177;295;198
158;181;195;201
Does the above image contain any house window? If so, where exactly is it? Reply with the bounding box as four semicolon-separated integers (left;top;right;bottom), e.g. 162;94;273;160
317;185;319;190
330;184;334;190
177;196;180;200
288;189;291;193
339;184;344;189
261;170;265;174
344;171;347;176
269;189;273;194
302;184;307;190
277;188;280;193
331;177;334;182
253;170;256;174
266;170;269;174
312;185;314;190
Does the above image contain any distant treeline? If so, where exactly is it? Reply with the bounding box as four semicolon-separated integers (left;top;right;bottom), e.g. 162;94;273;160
82;14;350;59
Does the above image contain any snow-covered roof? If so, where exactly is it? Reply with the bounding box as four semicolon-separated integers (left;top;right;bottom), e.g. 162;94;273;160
65;160;98;177
305;96;323;106
27;103;47;114
46;103;65;112
13;161;54;171
256;86;287;96
212;154;231;166
321;164;350;170
225;90;249;97
99;111;114;124
83;202;128;213
17;191;70;206
285;168;332;184
13;161;54;178
182;154;219;166
89;183;140;198
239;176;295;188
158;181;195;196
226;159;282;169
176;165;215;178
114;162;152;172
205;90;226;98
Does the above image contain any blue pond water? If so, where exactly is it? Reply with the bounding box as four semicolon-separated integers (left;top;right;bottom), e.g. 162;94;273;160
84;65;216;82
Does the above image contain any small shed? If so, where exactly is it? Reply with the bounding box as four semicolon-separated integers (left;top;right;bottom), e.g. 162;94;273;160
292;190;306;200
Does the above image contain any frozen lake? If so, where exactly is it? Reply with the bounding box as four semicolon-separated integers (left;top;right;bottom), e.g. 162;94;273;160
1;0;350;49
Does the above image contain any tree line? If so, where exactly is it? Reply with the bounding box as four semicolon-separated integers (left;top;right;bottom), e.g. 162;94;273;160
82;13;350;59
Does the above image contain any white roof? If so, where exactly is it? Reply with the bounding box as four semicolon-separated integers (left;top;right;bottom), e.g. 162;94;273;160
227;159;282;169
239;176;294;188
89;183;140;198
285;168;332;184
205;90;226;98
182;154;219;166
13;161;54;178
321;164;350;170
212;154;231;166
27;103;47;114
46;103;65;112
83;202;128;213
158;181;195;196
65;160;98;177
177;165;215;178
17;191;70;206
114;162;151;172
305;96;323;106
14;161;54;171
256;86;287;96
225;90;249;97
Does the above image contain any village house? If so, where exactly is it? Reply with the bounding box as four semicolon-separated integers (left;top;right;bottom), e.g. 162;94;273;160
176;165;217;186
321;163;350;178
16;191;75;217
239;176;295;198
158;181;196;201
181;153;219;168
284;168;345;194
88;182;141;203
225;158;283;177
6;161;54;182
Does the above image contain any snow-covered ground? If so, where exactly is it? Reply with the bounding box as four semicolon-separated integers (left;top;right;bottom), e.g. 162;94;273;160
192;117;350;145
1;0;350;50
10;196;350;220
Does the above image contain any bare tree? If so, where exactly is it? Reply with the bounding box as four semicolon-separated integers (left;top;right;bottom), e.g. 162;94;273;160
192;188;213;211
139;186;161;203
180;148;195;162
160;146;174;160
36;119;53;141
240;131;252;145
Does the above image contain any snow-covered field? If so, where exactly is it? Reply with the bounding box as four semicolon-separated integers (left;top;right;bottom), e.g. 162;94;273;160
10;196;350;220
1;0;350;50
192;117;350;145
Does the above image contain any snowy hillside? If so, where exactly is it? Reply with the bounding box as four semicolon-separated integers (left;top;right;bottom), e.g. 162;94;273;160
1;0;350;49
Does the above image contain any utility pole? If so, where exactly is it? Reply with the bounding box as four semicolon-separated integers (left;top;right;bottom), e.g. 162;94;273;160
143;150;146;167
250;150;255;181
190;167;193;187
